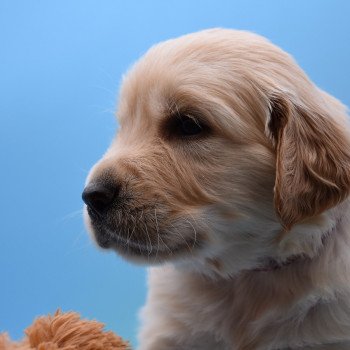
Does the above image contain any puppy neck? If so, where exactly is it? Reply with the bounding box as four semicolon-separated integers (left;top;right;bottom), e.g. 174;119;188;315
181;199;350;280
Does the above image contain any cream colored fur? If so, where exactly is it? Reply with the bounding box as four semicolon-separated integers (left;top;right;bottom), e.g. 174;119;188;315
84;29;350;349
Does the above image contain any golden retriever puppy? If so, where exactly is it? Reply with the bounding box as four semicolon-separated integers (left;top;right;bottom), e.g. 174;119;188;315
82;29;350;349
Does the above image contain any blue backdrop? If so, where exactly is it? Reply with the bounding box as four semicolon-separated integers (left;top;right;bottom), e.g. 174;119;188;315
1;0;349;347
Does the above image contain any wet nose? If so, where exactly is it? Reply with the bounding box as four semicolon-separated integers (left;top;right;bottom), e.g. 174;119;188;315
82;182;118;215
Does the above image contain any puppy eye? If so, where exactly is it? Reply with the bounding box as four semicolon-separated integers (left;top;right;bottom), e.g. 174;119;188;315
161;112;210;141
178;116;203;136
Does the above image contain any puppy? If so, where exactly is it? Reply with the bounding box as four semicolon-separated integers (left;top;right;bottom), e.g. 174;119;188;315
82;29;350;349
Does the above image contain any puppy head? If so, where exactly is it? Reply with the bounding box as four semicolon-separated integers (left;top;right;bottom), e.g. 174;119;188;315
83;29;350;271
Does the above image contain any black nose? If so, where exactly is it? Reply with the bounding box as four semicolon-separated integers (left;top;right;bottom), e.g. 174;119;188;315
82;182;117;215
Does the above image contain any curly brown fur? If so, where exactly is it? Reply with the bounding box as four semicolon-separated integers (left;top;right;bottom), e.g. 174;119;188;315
0;310;129;350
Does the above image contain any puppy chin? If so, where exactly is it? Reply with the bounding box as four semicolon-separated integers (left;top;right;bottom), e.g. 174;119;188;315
83;208;200;265
83;206;99;245
91;233;198;266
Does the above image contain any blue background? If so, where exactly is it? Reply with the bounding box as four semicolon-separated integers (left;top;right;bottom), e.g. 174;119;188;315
1;0;349;347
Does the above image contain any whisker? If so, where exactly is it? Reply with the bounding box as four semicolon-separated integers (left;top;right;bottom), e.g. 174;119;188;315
64;230;90;256
186;219;198;250
158;234;173;255
153;208;160;263
138;209;152;257
170;222;193;254
137;238;143;255
126;213;134;244
128;212;138;243
144;222;153;256
183;210;200;246
58;209;84;223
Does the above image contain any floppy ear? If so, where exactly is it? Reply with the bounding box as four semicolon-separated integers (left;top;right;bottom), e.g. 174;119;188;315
267;94;350;230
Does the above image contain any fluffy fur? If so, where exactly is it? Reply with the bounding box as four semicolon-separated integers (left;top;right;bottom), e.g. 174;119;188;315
0;310;129;350
84;29;350;349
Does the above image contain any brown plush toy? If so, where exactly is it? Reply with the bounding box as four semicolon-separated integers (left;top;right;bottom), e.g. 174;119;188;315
0;310;130;350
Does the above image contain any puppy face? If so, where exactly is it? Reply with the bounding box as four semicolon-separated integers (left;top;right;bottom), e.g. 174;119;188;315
83;29;350;272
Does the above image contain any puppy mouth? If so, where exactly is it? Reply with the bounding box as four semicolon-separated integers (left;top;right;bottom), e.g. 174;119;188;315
85;206;202;261
96;227;198;259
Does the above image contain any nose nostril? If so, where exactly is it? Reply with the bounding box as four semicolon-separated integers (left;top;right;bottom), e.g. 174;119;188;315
82;182;117;215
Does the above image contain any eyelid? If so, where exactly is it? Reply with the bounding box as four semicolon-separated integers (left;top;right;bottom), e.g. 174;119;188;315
178;112;209;129
183;114;201;125
160;111;212;141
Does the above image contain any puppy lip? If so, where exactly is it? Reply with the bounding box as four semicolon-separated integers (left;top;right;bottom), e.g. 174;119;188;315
115;239;199;259
92;226;200;259
86;205;103;220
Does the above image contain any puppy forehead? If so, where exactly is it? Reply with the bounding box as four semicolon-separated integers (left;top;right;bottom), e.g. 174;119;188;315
116;29;284;139
117;51;212;126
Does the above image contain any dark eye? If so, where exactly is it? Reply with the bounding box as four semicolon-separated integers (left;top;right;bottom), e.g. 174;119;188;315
179;116;203;136
161;112;210;141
